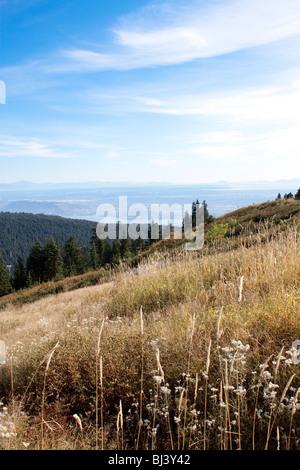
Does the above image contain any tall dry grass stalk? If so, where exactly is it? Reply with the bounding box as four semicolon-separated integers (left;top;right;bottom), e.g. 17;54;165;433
238;276;244;302
117;400;124;449
176;388;185;450
95;317;105;450
223;359;232;450
9;356;17;449
252;354;273;450
73;413;84;446
41;342;59;450
203;338;212;450
265;373;296;450
216;307;224;342
151;347;165;450
187;372;199;449
182;313;196;450
264;346;284;450
136;307;144;450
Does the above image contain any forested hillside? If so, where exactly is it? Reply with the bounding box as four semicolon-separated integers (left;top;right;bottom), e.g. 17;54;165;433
0;200;211;297
0;212;97;265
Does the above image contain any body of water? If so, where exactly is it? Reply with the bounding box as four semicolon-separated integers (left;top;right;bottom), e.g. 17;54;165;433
0;183;297;223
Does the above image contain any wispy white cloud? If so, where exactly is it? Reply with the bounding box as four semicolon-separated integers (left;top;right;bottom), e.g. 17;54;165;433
2;0;300;100
0;133;126;161
59;0;300;71
137;80;300;122
6;0;297;77
0;137;68;158
0;137;73;159
81;72;300;128
189;127;300;164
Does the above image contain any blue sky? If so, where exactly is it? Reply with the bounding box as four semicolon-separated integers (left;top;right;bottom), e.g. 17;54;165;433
0;0;300;184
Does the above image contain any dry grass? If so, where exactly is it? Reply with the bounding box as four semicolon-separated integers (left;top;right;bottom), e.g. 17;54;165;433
0;218;299;450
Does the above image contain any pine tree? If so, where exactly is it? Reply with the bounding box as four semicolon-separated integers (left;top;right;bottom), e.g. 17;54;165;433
13;256;28;291
26;270;33;288
191;199;214;226
44;237;63;281
294;188;300;200
0;251;12;297
63;236;84;277
120;237;132;261
90;242;100;270
102;240;113;266
203;200;209;223
90;228;104;270
203;200;215;223
111;238;121;265
183;210;192;236
132;236;146;256
192;200;198;228
27;239;45;283
148;221;160;243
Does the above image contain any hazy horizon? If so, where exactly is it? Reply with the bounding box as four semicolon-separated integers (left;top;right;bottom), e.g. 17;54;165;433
1;177;299;188
0;179;298;222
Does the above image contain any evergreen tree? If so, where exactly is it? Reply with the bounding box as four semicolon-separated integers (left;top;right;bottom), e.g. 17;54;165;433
294;188;300;200
183;210;192;236
13;256;28;291
44;237;63;281
192;200;198;228
26;270;33;288
203;200;215;223
111;238;121;265
203;200;209;223
148;221;160;243
27;239;45;283
102;240;113;266
90;228;104;269
90;242;100;270
132;236;146;256
0;251;12;297
62;236;84;277
120;237;132;261
190;199;214;227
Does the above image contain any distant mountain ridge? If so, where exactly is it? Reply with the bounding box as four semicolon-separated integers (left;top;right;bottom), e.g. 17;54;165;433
0;212;97;266
0;178;299;191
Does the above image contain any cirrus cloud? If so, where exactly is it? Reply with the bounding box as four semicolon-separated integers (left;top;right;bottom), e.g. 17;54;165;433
60;0;300;71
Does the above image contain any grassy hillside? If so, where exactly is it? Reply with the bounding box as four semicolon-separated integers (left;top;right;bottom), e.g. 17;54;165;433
0;199;299;450
1;199;298;309
216;198;300;225
0;212;97;265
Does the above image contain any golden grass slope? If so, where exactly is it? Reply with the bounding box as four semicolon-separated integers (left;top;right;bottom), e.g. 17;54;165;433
0;201;299;450
0;198;299;310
